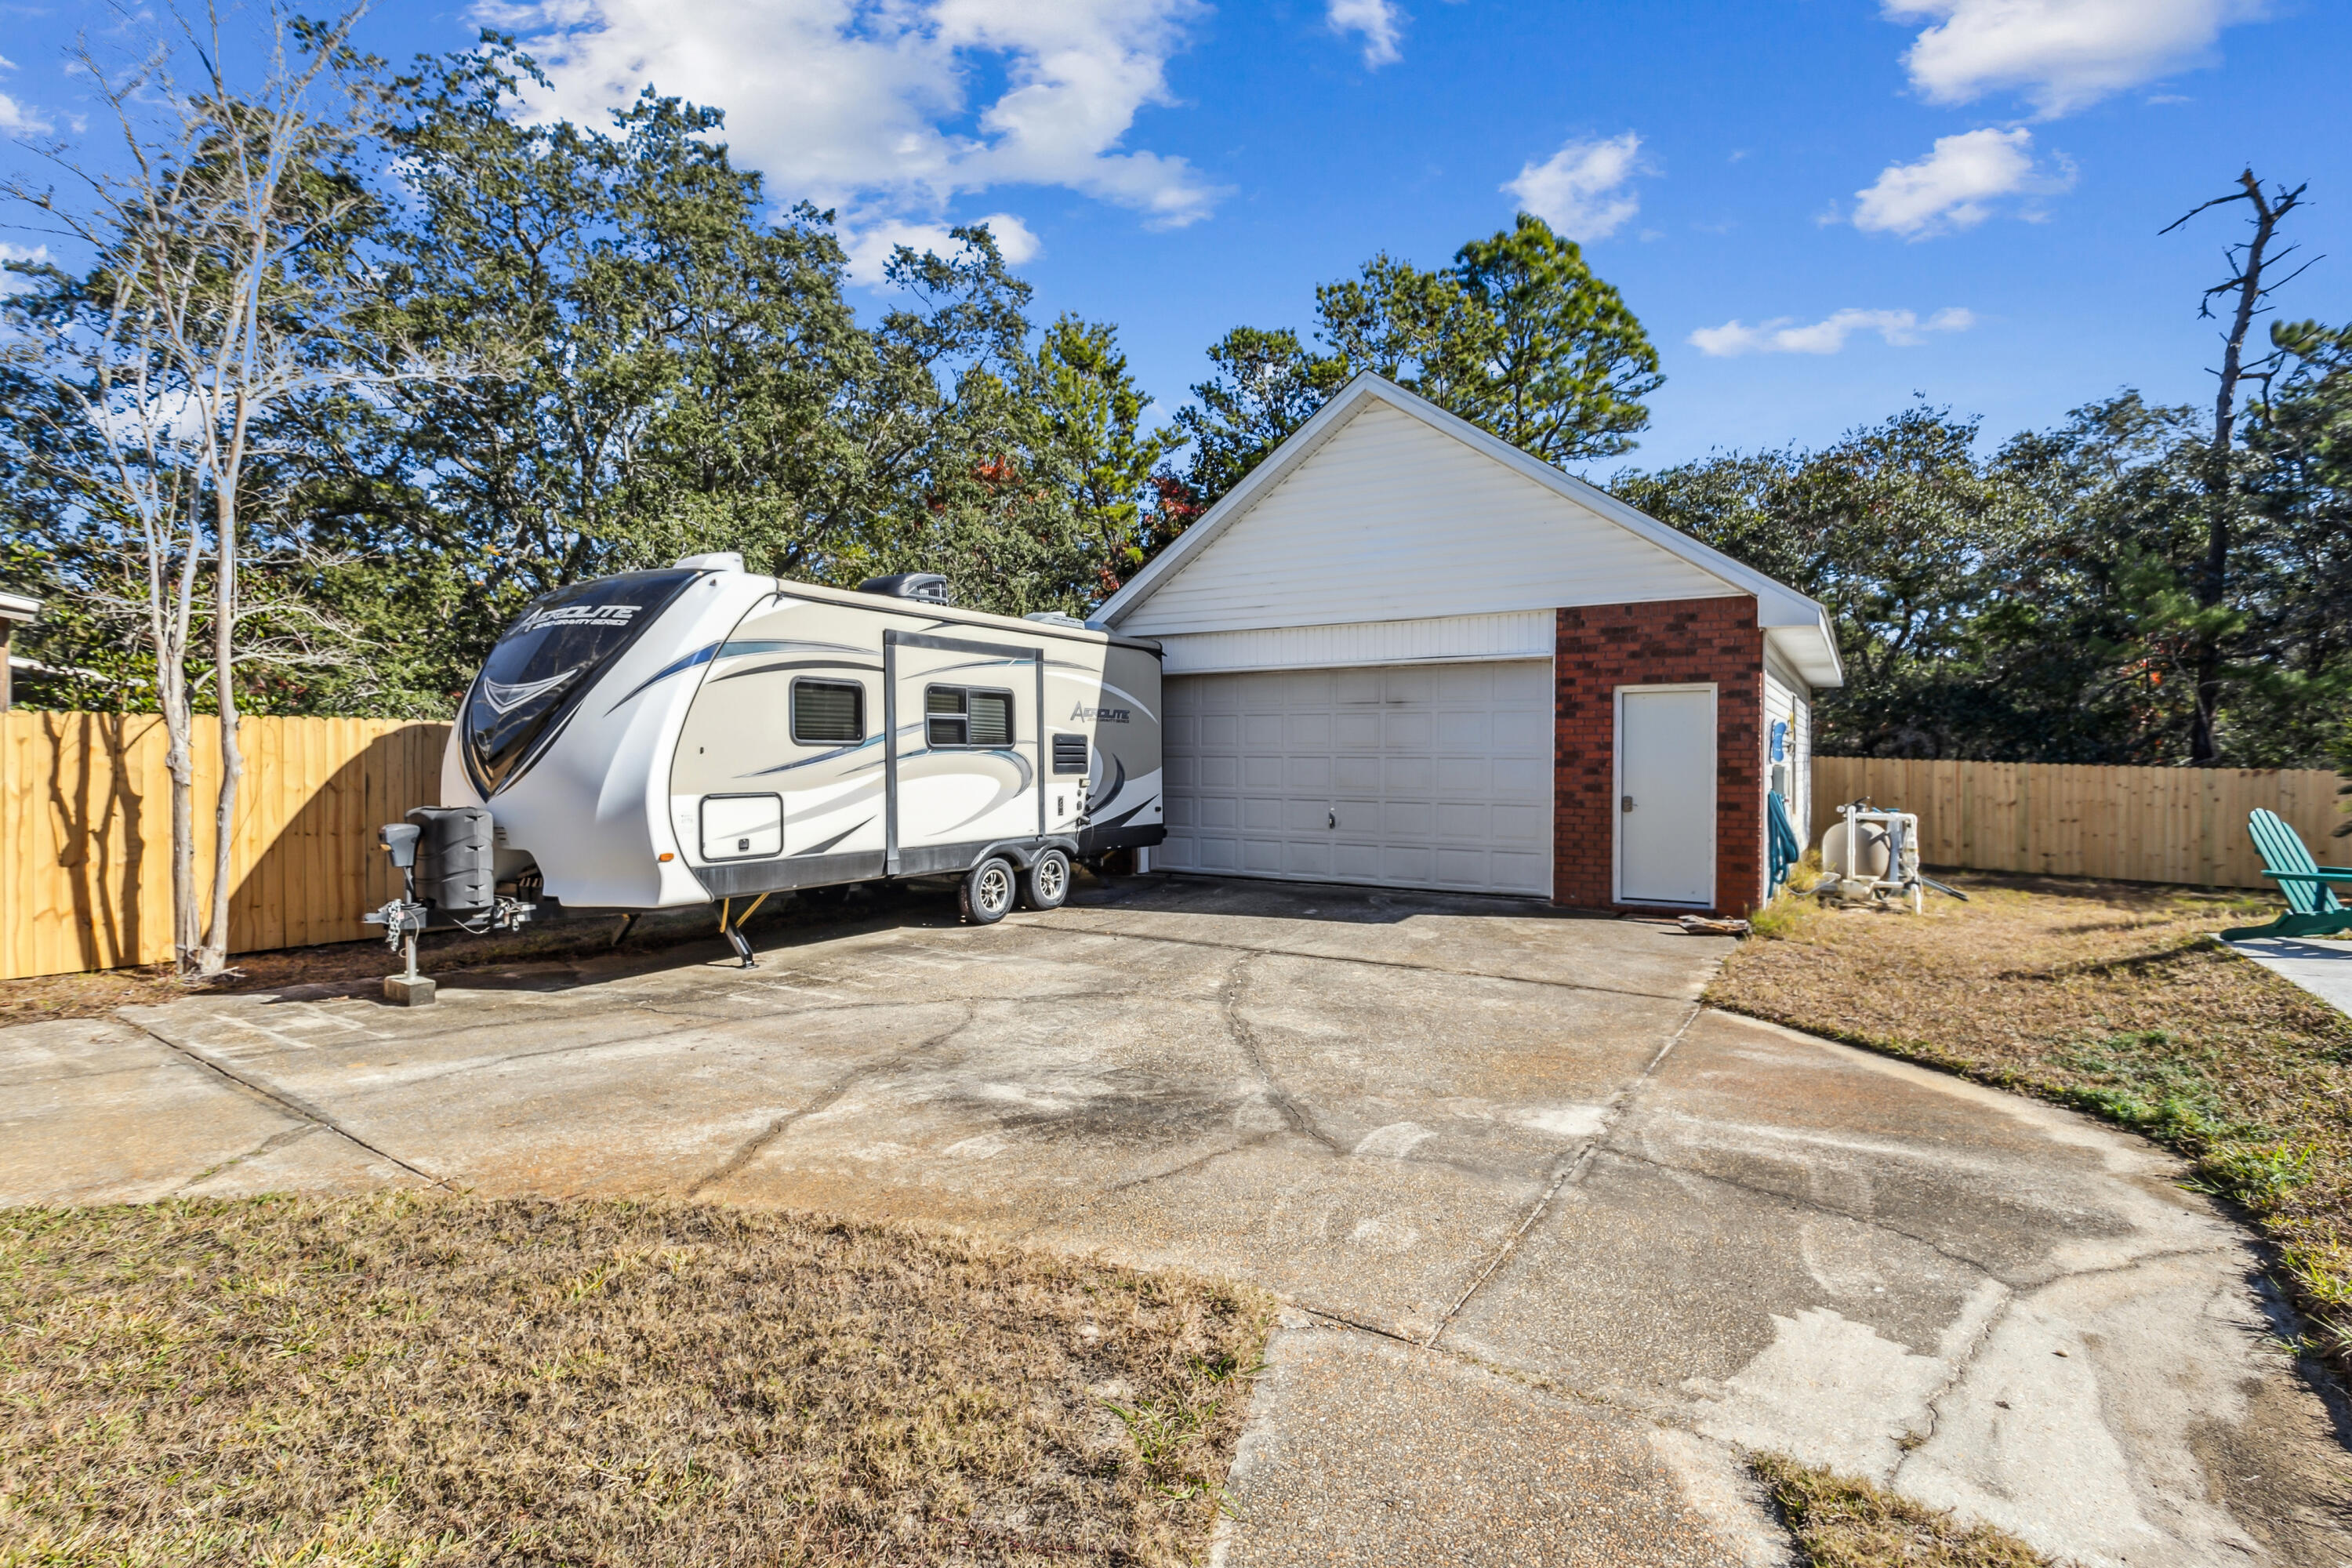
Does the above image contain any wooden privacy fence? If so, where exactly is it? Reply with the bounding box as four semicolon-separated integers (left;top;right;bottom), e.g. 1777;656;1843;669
1811;757;2347;890
1;712;448;981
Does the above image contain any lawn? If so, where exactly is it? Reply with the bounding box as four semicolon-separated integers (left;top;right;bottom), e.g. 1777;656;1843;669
0;1196;1274;1566
1710;869;2352;1370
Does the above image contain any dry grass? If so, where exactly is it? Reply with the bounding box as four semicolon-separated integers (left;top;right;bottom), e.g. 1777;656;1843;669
1755;1456;2056;1567
1711;870;2352;1368
0;1195;1275;1566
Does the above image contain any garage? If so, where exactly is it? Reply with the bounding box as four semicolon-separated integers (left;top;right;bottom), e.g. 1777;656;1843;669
1164;661;1553;895
1096;373;1842;916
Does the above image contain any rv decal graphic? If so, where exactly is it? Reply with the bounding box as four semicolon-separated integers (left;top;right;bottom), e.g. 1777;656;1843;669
1069;704;1131;724
480;666;582;715
518;602;641;634
604;641;720;713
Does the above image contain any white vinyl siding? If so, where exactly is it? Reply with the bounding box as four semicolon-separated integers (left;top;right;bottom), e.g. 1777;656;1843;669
1163;662;1552;898
1153;611;1555;675
1764;655;1813;849
1119;401;1736;638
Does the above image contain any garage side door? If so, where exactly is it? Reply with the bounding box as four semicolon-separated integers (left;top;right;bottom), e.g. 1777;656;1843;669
1163;662;1552;897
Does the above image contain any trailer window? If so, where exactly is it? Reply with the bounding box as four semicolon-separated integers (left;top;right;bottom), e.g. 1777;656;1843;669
791;678;864;744
925;686;1014;749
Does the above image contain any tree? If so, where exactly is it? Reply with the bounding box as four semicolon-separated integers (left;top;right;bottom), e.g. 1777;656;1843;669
2160;170;2311;763
1170;327;1350;509
4;4;406;973
1176;213;1660;507
282;43;869;710
1025;314;1178;603
1614;407;2038;758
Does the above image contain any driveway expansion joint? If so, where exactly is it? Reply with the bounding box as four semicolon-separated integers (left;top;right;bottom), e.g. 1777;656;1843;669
1044;913;1700;1004
1422;1000;1708;1350
117;1012;448;1189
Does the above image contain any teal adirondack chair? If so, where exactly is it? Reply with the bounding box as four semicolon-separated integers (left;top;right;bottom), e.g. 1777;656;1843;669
2223;809;2352;940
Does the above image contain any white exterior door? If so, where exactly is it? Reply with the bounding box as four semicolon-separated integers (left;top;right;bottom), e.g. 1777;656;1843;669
1163;661;1552;897
1616;684;1716;906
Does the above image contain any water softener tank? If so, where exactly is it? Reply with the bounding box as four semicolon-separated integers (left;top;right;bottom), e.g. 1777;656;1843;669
1820;817;1893;882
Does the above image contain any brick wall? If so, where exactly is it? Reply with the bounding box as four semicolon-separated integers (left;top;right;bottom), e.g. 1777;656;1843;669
1554;598;1765;914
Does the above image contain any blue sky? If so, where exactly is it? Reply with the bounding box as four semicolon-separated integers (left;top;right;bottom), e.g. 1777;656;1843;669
5;0;2347;474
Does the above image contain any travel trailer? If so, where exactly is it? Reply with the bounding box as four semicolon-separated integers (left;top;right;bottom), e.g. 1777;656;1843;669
419;554;1164;960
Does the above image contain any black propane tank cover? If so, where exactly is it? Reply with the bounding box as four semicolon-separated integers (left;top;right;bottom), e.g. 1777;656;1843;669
406;805;496;913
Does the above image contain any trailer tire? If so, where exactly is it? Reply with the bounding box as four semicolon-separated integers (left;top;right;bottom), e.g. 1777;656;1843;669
959;856;1018;925
1022;848;1071;911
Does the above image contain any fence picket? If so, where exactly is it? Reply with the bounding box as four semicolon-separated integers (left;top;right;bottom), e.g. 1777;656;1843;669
1;712;450;980
1811;756;2342;889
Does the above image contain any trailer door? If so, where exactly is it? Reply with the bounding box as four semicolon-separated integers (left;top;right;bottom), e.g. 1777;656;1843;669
884;630;1045;875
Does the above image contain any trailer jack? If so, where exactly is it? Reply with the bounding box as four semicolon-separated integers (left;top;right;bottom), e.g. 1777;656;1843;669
717;892;772;968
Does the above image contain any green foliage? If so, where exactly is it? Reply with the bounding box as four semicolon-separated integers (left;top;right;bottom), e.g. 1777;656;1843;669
1617;382;2352;767
1175;212;1661;506
6;38;1183;715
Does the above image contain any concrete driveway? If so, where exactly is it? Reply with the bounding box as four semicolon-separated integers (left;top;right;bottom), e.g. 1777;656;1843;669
7;876;2350;1566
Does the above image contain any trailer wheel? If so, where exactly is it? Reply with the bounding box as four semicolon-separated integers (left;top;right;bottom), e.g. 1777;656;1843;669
959;856;1018;924
1022;848;1071;910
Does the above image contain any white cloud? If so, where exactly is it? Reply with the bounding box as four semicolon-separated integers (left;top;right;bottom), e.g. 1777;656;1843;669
0;49;49;133
1;241;50;296
1327;0;1404;67
1886;0;2259;117
1502;132;1644;242
840;212;1041;285
1690;307;1976;357
488;0;1222;234
1852;127;2046;238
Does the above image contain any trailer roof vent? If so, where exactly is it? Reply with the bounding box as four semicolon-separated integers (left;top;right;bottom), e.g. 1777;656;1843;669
673;552;743;572
1023;611;1086;628
858;572;950;604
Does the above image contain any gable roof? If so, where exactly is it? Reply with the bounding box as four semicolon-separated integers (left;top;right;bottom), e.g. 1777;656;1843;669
1096;373;1842;688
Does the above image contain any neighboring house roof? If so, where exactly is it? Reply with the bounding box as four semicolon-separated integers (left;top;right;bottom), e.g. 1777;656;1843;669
0;589;42;625
1096;373;1843;688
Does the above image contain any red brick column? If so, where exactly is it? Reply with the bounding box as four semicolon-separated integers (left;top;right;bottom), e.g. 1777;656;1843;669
1554;598;1765;915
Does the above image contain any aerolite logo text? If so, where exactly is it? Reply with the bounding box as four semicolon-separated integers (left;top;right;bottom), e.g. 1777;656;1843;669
1069;704;1131;724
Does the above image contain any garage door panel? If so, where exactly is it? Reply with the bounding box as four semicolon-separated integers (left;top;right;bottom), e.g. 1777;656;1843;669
1381;799;1434;836
1493;757;1550;797
1492;803;1548;844
1162;660;1552;898
1436;710;1491;747
1436;802;1489;838
1384;710;1435;748
1383;755;1435;793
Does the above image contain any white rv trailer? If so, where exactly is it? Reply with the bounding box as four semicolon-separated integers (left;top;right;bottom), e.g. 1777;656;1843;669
438;554;1166;949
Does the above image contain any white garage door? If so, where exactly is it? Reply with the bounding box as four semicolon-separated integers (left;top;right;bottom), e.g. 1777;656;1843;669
1163;662;1552;897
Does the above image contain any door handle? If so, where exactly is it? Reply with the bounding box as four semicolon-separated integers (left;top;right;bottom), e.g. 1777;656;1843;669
1622;795;1635;813
1328;808;1337;829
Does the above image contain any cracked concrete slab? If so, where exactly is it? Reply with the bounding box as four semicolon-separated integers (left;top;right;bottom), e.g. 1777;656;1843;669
5;875;2348;1565
1211;1318;1783;1567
